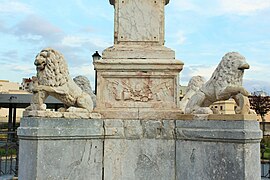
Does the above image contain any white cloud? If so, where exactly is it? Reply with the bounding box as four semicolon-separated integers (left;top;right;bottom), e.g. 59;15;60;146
0;1;33;14
171;0;270;16
220;0;270;15
244;62;270;81
188;65;216;80
7;63;35;74
176;31;186;45
20;34;43;41
91;38;111;48
69;63;96;86
173;1;200;12
14;16;63;38
62;36;88;47
61;35;111;49
180;64;216;85
75;0;113;21
244;79;270;93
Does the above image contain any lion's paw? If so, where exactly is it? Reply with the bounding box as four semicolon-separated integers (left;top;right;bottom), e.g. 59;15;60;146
25;103;46;111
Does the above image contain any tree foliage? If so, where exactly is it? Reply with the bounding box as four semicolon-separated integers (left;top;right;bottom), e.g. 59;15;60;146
249;92;270;117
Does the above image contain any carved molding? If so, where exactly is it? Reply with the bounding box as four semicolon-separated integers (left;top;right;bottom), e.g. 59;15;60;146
109;0;170;6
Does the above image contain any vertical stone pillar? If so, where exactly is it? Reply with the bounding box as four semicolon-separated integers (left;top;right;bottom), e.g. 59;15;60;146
94;0;183;120
109;0;170;46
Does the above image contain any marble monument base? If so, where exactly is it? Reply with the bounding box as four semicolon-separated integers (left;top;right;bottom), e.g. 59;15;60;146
94;57;184;120
18;115;261;180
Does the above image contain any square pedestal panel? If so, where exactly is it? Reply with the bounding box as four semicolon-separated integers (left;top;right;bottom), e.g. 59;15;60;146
94;58;183;119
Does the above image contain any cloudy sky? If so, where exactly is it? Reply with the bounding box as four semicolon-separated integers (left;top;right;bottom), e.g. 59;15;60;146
0;0;270;93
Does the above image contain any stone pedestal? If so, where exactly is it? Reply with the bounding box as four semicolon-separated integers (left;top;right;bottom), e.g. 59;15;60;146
94;58;183;119
18;115;261;180
175;115;262;180
94;0;184;119
18;118;104;180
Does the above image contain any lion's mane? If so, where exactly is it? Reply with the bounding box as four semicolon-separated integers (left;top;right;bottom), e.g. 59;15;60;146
202;52;246;97
36;48;69;87
186;76;205;93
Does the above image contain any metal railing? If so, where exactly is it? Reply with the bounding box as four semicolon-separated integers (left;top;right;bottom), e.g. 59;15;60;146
262;160;270;178
0;131;18;178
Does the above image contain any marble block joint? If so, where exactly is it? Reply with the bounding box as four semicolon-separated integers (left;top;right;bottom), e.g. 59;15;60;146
18;115;262;180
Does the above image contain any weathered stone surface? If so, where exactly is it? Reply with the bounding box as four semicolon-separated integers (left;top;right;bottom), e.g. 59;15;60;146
103;119;176;140
63;111;89;119
102;45;175;59
109;0;170;46
18;116;261;180
175;119;262;180
104;139;175;180
90;112;102;119
18;118;104;180
94;59;183;119
103;119;176;179
38;140;102;180
18;140;38;179
23;110;102;119
96;107;183;120
207;114;257;121
104;119;125;137
18;118;104;139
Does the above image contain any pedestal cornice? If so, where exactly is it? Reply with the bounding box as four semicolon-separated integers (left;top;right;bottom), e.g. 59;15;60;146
109;0;170;6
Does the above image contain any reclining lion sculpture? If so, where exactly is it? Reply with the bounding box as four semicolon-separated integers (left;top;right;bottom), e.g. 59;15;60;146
185;52;254;114
27;48;94;112
73;75;96;108
179;76;205;113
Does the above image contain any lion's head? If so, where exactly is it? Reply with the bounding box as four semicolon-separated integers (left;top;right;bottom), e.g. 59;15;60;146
34;48;69;87
73;75;94;95
209;52;249;91
186;75;205;92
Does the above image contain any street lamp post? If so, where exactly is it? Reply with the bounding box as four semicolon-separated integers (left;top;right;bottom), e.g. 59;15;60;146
92;51;101;95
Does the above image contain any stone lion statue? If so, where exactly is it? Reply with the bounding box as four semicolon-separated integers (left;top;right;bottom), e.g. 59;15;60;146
73;75;96;107
27;48;94;112
185;52;253;114
179;76;205;113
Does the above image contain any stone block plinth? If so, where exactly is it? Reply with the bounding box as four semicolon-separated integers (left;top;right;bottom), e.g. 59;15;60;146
175;115;262;180
18;115;261;180
17;118;104;180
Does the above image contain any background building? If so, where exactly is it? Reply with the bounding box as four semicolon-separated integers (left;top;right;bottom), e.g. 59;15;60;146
20;78;33;92
179;85;187;101
210;99;237;114
0;79;29;122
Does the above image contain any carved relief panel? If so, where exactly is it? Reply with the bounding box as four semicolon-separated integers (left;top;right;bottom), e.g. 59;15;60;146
99;75;177;108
